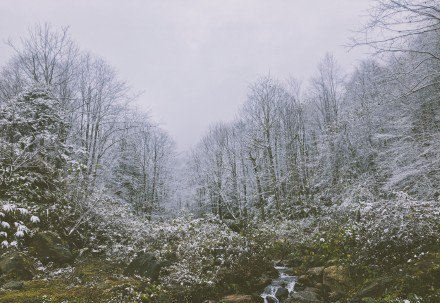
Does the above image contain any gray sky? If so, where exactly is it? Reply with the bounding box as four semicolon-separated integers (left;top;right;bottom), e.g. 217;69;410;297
0;0;373;151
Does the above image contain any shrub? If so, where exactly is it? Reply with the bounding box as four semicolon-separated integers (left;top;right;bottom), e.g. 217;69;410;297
148;215;272;302
0;202;40;250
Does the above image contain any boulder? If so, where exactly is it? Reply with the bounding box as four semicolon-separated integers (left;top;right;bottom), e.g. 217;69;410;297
275;286;289;300
350;276;393;302
286;290;322;303
304;287;320;294
323;265;349;290
306;267;324;278
294;281;306;291
303;267;324;286
283;268;296;276
0;252;34;280
297;275;310;286
254;275;274;292
265;295;278;303
31;231;73;265
2;280;24;290
220;294;254;303
322;266;350;300
124;252;163;281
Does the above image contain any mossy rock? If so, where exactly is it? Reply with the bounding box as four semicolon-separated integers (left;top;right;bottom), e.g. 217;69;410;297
286;289;322;303
323;265;350;289
350;276;394;302
30;231;73;265
124;252;163;281
0;252;35;280
305;267;324;285
0;260;158;303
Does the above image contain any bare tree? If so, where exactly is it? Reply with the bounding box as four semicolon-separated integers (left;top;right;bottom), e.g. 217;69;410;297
351;0;440;95
2;23;79;102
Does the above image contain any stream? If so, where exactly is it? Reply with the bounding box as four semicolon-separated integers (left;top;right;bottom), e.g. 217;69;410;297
260;266;296;303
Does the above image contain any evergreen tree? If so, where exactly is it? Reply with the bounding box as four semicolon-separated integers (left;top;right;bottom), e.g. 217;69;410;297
0;85;69;210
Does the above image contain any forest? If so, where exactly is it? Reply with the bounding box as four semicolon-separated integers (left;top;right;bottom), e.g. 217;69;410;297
0;1;438;302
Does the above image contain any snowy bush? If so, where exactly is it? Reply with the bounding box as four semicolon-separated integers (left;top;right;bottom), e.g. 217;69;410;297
0;86;69;209
128;215;273;301
0;202;39;250
352;194;439;266
262;193;440;269
63;190;151;258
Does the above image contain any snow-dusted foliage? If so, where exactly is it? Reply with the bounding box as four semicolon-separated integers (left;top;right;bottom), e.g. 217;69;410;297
0;5;437;301
108;117;176;218
139;215;270;301
186;14;440;221
0;202;39;250
0;25;177;245
0;85;70;211
259;192;439;269
348;195;439;265
156;216;259;285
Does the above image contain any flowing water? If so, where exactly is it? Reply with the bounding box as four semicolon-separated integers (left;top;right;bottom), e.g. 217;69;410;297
260;266;296;303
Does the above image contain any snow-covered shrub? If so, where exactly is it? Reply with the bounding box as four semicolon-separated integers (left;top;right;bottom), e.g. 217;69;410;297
0;202;39;250
134;215;273;301
255;192;439;270
0;86;69;210
257;215;349;267
352;194;439;267
63;190;151;258
0;85;76;239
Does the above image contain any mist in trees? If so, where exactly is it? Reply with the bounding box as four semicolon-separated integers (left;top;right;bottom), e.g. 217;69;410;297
0;0;438;244
0;24;177;246
185;0;440;222
1;0;438;232
0;1;438;302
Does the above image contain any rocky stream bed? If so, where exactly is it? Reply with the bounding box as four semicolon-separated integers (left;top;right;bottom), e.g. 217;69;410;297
260;266;296;303
0;231;438;303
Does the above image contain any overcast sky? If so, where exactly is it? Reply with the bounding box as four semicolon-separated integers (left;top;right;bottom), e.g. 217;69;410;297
0;0;373;151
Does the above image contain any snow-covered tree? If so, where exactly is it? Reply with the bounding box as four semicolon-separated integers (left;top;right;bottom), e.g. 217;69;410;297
0;85;69;209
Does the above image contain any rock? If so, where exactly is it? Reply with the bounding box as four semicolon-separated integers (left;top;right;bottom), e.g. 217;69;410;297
307;267;324;278
297;275;310;285
350;276;393;301
302;267;324;286
322;266;349;293
275;260;284;267
275;286;289;300
294;281;306;291
322;266;350;301
254;275;274;291
306;267;324;286
220;294;254;303
124;252;163;281
265;295;278;303
286;290;322;303
0;252;34;280
2;280;24;290
304;287;320;293
31;231;73;265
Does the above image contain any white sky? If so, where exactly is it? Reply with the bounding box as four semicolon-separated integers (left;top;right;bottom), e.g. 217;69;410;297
0;0;373;151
